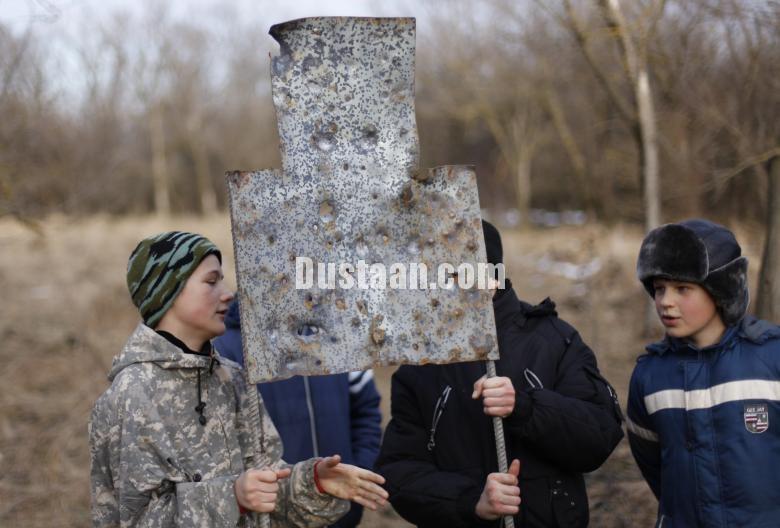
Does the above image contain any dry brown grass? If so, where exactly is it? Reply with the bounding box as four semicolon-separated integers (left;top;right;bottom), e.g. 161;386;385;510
0;215;765;527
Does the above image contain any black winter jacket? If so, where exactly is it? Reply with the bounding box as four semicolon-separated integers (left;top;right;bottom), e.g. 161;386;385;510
376;284;624;527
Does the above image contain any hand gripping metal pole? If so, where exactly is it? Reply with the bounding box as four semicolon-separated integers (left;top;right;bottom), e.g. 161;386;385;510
486;360;515;528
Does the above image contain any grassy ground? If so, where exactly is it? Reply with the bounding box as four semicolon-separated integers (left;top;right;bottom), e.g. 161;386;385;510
0;214;766;527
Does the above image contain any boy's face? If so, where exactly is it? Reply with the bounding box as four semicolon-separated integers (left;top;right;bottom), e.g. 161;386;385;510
652;278;725;348
163;254;234;345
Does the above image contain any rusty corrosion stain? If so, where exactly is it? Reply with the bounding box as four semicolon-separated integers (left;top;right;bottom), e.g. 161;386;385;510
227;17;498;382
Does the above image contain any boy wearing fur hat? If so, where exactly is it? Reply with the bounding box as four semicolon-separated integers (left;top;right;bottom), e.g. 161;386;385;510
89;231;388;527
628;219;780;527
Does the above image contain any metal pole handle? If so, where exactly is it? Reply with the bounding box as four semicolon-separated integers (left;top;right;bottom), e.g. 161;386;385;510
486;360;515;528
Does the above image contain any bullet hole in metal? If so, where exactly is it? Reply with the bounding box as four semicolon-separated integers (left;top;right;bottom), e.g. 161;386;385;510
370;314;386;345
268;235;275;244
356;300;368;314
326;240;334;250
334;231;344;242
302;55;322;73
312;132;335;152
376;225;390;244
412;343;419;350
304;293;316;309
431;298;440;308
356;238;369;258
296;323;321;343
289;253;296;262
351;317;361;327
319;200;336;223
399;127;409;137
306;79;324;94
342;162;349;170
359;125;379;149
400;182;414;208
335;298;347;310
276;274;289;286
469;335;492;358
466;239;477;252
410;168;429;183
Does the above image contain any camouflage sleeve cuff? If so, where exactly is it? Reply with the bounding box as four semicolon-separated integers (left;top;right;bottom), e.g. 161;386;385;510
279;458;349;525
175;475;241;526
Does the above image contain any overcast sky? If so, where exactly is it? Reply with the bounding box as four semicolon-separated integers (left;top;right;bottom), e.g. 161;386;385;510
1;0;430;36
1;0;446;102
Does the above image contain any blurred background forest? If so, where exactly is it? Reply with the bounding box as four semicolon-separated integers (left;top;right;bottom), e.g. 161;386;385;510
2;0;779;224
1;0;780;526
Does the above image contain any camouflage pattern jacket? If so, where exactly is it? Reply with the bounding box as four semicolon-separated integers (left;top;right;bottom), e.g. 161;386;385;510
89;323;348;527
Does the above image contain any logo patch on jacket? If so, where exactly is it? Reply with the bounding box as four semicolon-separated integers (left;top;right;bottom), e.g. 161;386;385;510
744;403;769;434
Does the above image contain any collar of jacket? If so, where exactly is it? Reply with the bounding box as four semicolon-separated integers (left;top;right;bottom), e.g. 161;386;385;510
646;321;739;357
108;323;217;381
646;316;780;357
157;330;212;357
492;279;557;329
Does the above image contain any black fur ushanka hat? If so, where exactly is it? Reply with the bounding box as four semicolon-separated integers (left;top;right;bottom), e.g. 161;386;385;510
636;219;749;326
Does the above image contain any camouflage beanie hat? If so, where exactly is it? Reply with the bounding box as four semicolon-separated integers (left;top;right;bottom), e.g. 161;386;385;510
127;231;221;328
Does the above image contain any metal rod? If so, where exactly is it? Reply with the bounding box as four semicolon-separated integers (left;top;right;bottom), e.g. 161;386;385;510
486;360;515;528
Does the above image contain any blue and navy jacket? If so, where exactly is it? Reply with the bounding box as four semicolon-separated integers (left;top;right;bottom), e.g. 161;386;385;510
214;301;382;528
627;317;780;528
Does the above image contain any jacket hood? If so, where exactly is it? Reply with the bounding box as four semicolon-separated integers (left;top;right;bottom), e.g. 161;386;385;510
108;323;213;381
739;316;780;344
645;316;780;356
492;279;557;329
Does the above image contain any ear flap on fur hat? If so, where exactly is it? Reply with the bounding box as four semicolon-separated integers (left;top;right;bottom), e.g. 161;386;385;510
704;256;749;326
636;220;749;326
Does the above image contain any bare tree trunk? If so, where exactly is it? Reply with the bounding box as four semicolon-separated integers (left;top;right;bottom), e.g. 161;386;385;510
150;106;171;216
515;151;532;224
187;112;218;216
637;70;660;231
599;0;661;231
757;156;780;322
597;0;663;335
543;87;594;215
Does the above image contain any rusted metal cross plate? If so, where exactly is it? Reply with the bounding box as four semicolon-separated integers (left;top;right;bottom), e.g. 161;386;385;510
227;17;498;382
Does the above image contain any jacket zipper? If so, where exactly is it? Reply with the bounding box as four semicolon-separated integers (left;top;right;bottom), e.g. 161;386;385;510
427;385;452;451
303;376;320;457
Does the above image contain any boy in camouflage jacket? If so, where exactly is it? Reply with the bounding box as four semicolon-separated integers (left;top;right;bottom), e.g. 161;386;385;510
89;232;388;527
